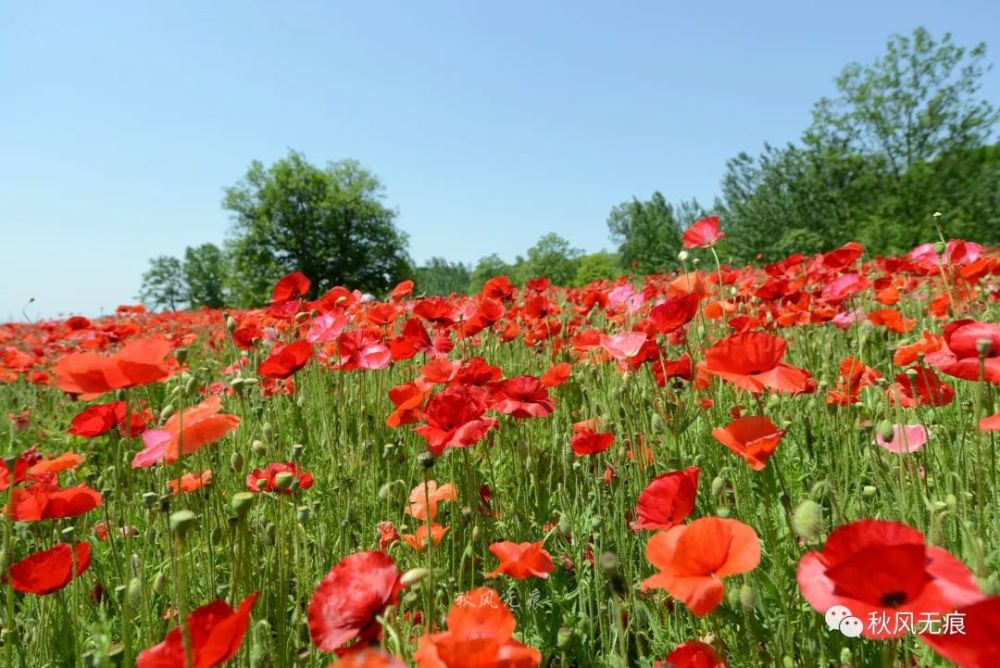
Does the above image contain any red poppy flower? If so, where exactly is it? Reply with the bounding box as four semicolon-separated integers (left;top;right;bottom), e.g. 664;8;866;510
413;385;498;456
649;293;701;334
650;353;693;387
893;331;943;366
335;329;391;371
7;482;103;522
52;337;175;398
259;340;313;379
67;400;149;438
655;641;726;668
386;382;427;428
487;541;556;580
402;523;449;551
540;362;571;388
892;367;955;407
339;648;407;668
413;587;541;668
27;452;84;476
699;332;814;395
376;521;400;552
632;467;700;531
867;308;915;334
232;324;264;349
925;319;1000;384
826;357;881;406
246;462;314;494
137;592;258;667
308;551;401;653
168;469;213;495
980;410;1000;432
569;420;615;457
711;416;786;471
131;396;239;468
405;481;456;521
797;519;982;639
642;517;760;616
682;216;724;249
271;271;311;304
490;376;554;419
919;594;1000;667
5;543;91;595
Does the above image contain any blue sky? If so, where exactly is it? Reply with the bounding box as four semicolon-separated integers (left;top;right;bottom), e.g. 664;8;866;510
2;1;998;319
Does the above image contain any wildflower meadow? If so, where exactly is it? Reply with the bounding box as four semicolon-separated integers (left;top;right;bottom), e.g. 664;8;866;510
1;219;999;667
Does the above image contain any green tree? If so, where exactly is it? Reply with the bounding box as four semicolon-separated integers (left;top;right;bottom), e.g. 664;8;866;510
183;243;227;308
573;251;620;286
223;150;411;306
138;256;186;311
519;233;582;286
414;257;470;296
469;254;513;293
607;192;683;273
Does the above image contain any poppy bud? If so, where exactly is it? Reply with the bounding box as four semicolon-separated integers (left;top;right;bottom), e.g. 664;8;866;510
295;311;309;322
783;656;794;668
418;452;436;470
933;240;947;255
557;627;574;650
401;568;430;587
184;376;199;396
251;440;267;455
159;403;175;421
115;389;127;401
291;443;305;459
169;510;197;537
131;553;141;576
840;647;853;666
710;476;727;496
60;526;75;540
877;420;895;444
557;513;572;535
945;493;957;511
297;505;310;525
792;499;824;542
126;577;143;609
739;583;755;610
152;572;167;595
232;492;254;517
977;338;992;357
226;315;237;332
274;471;295;491
230;451;244;473
461;506;473;522
598;551;620;577
862;485;877;497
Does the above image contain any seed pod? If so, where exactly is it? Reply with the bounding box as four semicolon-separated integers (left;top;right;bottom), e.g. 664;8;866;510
792;499;824;542
877;420;895;444
863;485;877;497
232;492;254;517
152;572;167;595
557;627;574;650
274;471;294;491
169;510;197;537
739;583;755;610
401;568;430;587
126;577;143;609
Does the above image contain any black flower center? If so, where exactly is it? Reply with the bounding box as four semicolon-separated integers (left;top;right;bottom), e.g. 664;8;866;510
879;591;907;607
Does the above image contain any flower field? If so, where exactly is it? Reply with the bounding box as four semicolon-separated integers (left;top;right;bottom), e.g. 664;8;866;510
2;227;1000;667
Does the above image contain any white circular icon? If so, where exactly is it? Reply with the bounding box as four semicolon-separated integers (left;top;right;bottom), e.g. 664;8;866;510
839;616;863;638
825;605;852;630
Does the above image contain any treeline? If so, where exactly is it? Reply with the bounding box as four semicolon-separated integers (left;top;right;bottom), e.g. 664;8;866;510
140;27;1000;309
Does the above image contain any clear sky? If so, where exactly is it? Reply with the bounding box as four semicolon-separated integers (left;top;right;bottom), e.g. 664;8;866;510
2;1;998;320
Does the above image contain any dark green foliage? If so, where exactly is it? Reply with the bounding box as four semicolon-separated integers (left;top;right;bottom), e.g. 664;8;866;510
137;255;186;311
222;150;412;306
414;257;471;296
606;192;685;273
183;243;227;308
